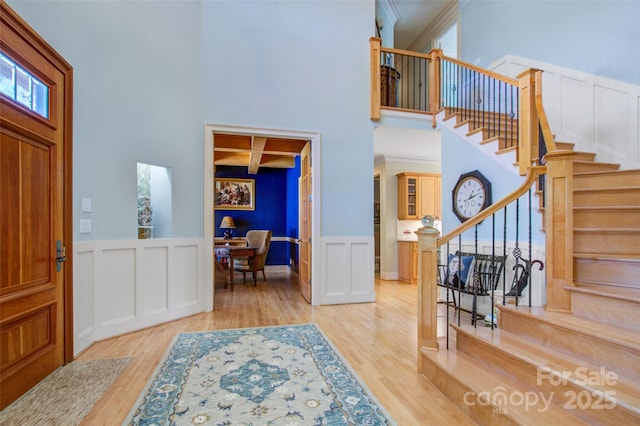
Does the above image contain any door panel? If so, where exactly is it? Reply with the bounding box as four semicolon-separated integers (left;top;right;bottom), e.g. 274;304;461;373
0;3;72;410
0;132;61;409
299;142;312;303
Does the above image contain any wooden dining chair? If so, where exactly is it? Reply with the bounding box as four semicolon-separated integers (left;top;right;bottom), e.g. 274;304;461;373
233;230;272;285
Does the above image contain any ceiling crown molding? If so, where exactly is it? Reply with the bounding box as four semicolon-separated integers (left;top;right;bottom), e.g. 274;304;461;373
378;0;401;25
408;0;459;52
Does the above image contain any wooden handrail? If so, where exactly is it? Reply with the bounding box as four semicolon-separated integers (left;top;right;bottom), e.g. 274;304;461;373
380;46;519;86
433;51;519;86
438;166;546;246
535;70;556;153
380;46;433;61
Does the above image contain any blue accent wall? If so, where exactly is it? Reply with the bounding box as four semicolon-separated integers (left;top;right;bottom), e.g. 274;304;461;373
216;162;300;265
286;156;301;270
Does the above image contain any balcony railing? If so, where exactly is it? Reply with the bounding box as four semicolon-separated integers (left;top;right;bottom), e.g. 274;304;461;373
370;37;549;174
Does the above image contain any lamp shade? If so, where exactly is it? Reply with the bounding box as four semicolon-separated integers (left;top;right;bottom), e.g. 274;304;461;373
220;216;236;229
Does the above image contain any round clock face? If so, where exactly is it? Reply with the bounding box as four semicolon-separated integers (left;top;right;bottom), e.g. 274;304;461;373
452;171;491;222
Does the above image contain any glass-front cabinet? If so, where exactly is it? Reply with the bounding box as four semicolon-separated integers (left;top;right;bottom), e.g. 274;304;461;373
397;172;441;220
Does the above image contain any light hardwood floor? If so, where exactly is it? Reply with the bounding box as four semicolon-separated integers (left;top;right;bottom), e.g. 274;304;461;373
78;269;476;425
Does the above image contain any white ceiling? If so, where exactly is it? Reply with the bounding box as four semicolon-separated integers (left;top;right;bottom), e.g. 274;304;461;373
393;0;453;49
374;126;441;165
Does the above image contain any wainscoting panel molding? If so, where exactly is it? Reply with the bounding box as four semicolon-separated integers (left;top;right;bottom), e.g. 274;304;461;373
320;237;375;305
73;238;205;355
490;55;640;170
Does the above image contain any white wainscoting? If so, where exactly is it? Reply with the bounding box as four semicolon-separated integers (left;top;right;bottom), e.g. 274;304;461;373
490;55;640;170
319;237;376;305
73;238;206;355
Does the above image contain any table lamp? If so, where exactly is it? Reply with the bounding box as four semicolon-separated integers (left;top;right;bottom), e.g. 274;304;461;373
220;216;236;240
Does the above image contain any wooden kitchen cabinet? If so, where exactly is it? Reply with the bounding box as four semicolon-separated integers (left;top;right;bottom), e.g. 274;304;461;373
398;241;418;284
397;173;441;220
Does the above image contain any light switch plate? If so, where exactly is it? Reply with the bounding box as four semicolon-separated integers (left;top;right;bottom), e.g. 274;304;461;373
79;219;92;233
81;198;92;213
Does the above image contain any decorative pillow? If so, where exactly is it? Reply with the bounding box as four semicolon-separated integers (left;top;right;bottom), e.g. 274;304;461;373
444;254;474;290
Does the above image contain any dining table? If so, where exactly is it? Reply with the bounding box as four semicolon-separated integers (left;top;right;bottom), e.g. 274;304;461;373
214;245;258;290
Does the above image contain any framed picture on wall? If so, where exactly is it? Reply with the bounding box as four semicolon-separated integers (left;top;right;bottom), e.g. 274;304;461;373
214;178;255;210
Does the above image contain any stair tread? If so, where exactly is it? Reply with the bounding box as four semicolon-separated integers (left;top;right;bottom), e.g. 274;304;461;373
574;253;640;262
454;325;640;409
573;160;619;166
499;305;640;351
575;169;640;177
567;284;640;302
421;342;591;424
575;206;640;210
574;227;640;232
574;186;640;192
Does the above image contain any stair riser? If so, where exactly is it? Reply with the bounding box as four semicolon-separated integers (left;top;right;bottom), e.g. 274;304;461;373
574;258;640;287
572;153;597;162
456;331;636;424
499;309;640;383
574;171;640;188
445;108;515;121
573;163;620;173
471;127;518;138
555;142;575;150
574;210;640;228
489;136;518;150
574;190;640;206
467;119;518;130
419;353;518;426
570;291;640;332
574;232;640;256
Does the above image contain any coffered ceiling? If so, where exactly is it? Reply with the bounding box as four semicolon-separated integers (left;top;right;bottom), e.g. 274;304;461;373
213;133;308;174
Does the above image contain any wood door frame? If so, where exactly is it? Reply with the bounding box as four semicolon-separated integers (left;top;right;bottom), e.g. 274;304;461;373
203;124;321;308
0;2;74;362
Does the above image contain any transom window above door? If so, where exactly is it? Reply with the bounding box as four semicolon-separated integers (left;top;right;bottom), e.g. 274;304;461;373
0;51;49;118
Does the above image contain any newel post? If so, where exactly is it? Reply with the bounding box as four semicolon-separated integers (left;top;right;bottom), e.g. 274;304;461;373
544;150;576;313
517;68;541;176
417;216;440;371
428;49;443;129
370;37;381;121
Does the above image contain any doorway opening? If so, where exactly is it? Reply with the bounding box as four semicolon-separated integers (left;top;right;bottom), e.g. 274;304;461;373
203;125;321;310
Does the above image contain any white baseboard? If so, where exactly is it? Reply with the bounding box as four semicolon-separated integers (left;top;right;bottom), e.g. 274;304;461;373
380;272;399;281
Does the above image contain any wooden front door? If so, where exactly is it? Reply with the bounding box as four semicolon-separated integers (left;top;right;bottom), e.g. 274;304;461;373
299;142;312;303
0;4;73;409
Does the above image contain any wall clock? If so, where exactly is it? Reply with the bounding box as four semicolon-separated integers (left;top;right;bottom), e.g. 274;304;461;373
452;170;492;222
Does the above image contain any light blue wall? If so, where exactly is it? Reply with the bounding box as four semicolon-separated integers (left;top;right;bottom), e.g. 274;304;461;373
461;0;640;86
375;0;395;47
201;0;375;237
9;0;375;240
8;0;204;240
440;127;544;246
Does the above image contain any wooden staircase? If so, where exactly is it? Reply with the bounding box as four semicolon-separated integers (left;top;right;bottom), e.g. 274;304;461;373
422;112;640;425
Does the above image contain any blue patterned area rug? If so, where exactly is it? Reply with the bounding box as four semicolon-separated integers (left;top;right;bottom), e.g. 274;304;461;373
125;323;395;425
